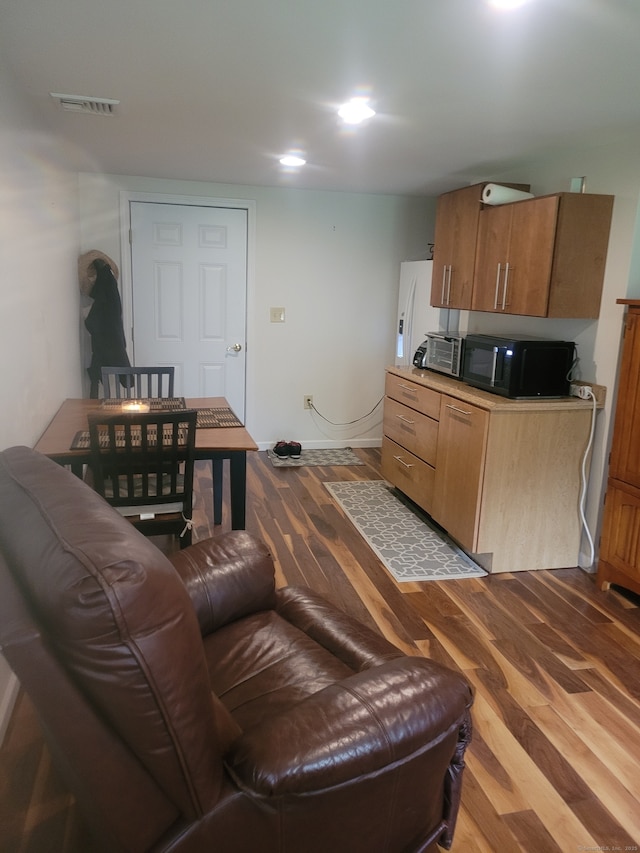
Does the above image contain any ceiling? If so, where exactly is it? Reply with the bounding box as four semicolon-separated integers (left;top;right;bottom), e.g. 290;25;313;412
2;0;640;196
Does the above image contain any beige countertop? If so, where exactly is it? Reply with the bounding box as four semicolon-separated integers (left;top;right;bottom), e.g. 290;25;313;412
386;365;602;412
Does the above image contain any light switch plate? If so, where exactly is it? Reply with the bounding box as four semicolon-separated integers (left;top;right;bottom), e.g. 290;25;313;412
270;307;285;323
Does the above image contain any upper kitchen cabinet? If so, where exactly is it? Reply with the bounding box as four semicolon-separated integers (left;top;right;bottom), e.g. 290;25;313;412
431;182;530;311
431;184;483;310
472;191;614;318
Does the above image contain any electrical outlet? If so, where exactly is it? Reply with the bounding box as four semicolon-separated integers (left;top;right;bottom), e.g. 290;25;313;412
569;381;606;406
303;395;313;410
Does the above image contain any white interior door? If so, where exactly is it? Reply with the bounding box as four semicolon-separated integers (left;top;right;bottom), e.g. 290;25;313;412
130;202;247;420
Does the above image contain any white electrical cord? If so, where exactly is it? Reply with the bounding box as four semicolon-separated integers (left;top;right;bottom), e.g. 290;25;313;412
578;389;598;568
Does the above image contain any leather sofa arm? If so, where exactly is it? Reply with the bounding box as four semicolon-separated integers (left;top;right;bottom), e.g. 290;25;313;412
169;532;276;635
276;586;404;671
226;656;473;795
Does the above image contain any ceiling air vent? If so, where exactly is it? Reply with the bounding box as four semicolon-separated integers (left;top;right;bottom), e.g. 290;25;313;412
50;93;120;116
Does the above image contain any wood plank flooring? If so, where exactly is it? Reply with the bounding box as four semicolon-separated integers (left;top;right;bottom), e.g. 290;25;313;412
1;449;639;852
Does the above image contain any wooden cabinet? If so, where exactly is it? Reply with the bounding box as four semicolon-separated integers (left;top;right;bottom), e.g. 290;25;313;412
382;367;594;573
472;195;557;315
381;373;440;515
431;184;485;310
431;181;530;311
472;192;613;318
597;301;640;595
432;396;488;549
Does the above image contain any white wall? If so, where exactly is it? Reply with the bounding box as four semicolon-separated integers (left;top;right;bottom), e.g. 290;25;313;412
462;130;640;569
77;173;436;448
75;149;640;569
0;64;81;741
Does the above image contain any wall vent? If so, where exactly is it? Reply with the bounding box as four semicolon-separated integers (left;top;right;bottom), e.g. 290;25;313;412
50;93;120;116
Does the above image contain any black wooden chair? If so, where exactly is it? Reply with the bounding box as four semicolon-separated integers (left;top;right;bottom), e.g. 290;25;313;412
101;366;175;399
87;409;197;548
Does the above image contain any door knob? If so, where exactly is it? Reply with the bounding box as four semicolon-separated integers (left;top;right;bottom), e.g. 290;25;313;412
226;343;242;352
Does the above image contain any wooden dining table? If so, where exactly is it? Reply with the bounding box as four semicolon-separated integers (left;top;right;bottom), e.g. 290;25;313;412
33;397;258;530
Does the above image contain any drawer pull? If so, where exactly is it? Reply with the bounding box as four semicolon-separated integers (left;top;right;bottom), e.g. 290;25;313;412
393;455;414;469
446;404;472;416
397;414;416;425
502;262;510;310
398;383;418;393
494;262;502;310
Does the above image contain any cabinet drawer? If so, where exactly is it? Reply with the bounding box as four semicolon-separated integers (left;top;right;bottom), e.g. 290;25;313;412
385;374;441;419
383;398;438;466
381;437;435;515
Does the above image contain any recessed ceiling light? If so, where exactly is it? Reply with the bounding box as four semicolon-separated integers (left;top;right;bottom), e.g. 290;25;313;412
279;154;306;168
487;0;530;8
337;97;376;125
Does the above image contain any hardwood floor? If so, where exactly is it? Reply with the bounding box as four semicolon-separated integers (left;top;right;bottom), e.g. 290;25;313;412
1;449;640;852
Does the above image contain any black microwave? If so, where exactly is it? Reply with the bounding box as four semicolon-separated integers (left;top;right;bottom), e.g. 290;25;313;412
461;334;575;398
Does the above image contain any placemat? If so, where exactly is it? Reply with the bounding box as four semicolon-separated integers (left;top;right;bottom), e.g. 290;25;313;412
101;397;187;411
71;427;190;450
70;407;243;449
196;407;243;428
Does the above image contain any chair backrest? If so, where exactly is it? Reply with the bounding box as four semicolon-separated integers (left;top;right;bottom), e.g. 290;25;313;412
87;409;197;517
101;366;175;399
0;447;224;844
89;409;198;548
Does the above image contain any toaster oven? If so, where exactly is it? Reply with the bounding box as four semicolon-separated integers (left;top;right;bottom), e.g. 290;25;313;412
413;332;465;378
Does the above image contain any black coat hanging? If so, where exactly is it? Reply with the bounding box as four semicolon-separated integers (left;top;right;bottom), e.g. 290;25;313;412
84;258;130;397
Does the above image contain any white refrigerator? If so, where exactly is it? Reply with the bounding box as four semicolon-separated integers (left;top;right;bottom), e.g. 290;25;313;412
394;261;456;367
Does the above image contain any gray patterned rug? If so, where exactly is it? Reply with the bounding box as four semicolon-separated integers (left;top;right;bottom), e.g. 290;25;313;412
267;448;364;467
325;480;486;582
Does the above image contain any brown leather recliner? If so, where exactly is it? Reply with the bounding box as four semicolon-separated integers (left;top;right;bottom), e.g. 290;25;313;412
0;446;473;853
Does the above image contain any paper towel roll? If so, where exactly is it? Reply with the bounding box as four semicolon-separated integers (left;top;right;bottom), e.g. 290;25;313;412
482;184;534;205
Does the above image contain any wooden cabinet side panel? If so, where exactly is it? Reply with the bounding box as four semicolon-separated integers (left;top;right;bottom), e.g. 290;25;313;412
607;309;640;487
546;193;614;318
478;409;591;571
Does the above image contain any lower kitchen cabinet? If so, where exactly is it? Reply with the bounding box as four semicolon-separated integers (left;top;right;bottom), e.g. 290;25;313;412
382;367;596;573
598;481;640;596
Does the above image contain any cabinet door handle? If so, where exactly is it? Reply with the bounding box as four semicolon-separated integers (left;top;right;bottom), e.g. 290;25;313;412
446;266;452;305
445;404;473;416
502;262;510;310
393;455;415;468
441;266;448;305
397;414;416;425
493;263;502;310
